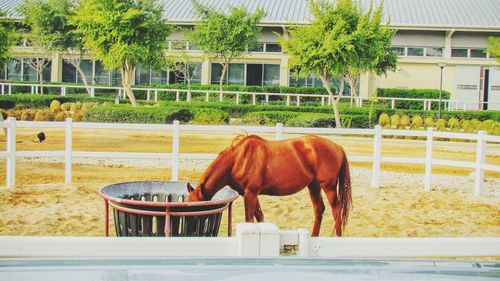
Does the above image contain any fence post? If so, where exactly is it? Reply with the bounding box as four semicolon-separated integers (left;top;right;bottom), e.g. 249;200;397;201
154;90;158;101
65;118;72;185
6;117;16;189
265;94;269;104
275;123;283;140
236;223;260;257
371;125;382;188
236;93;240;105
297;228;311;257
286;95;290;106
1;83;3;95
176;90;180;102
219;92;223;102
424;127;433;192
31;86;34;94
205;91;209;102
474;131;486;196
146;90;150;101
391;99;395;109
171;120;180;181
61;86;66;97
296;96;300;106
257;223;280;257
252;94;256;105
8;84;11;95
91;87;95;98
321;96;325;106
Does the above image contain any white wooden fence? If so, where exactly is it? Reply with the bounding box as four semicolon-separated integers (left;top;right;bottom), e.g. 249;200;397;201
1;223;499;258
2;81;499;111
1;118;499;196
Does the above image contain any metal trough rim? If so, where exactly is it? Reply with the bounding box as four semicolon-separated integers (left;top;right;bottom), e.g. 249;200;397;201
98;180;239;207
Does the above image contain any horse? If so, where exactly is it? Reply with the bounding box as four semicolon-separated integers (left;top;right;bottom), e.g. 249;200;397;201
186;134;352;237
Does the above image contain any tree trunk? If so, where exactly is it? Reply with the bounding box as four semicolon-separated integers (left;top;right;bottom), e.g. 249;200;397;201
122;61;138;107
219;62;227;101
346;73;358;108
38;69;44;95
319;74;342;128
68;58;92;96
187;78;192;102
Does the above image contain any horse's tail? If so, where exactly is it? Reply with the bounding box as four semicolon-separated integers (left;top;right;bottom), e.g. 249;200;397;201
336;152;352;234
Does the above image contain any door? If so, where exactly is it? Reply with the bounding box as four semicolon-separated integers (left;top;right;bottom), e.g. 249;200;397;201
455;66;480;110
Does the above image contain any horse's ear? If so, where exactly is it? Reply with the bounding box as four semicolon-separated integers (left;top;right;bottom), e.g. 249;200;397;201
187;183;194;193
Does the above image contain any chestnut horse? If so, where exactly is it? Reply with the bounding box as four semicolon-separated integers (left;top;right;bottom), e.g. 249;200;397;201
187;135;352;236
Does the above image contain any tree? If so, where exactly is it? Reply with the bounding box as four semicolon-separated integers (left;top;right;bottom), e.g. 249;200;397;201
164;49;199;102
281;0;396;127
488;36;500;64
19;0;62;94
72;0;171;107
189;1;264;97
0;10;16;67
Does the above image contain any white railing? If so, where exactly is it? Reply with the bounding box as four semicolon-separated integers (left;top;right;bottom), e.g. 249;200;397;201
1;81;499;111
1;118;499;196
0;223;499;258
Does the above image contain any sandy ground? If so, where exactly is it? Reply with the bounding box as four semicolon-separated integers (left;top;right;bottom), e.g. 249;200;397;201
0;129;498;239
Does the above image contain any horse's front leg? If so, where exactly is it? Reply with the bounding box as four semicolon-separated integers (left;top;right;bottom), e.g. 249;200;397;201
255;198;264;222
243;190;259;222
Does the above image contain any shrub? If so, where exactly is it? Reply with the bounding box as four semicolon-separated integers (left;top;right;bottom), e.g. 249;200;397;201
0;99;16;109
424;117;434;128
20;110;34;121
54;112;67;122
400;115;410;128
84;105;194;124
61;102;72;111
378;113;390;126
435;119;447;130
49;100;61;111
448;118;460;129
242;111;302;125
190;108;229;125
285;113;370;128
390;115;400;127
0;94;113;109
411;115;423;128
69;103;79;113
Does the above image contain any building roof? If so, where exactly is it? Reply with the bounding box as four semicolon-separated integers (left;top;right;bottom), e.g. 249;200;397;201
2;0;500;31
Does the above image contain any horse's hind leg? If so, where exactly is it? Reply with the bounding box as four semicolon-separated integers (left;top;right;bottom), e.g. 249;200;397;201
322;186;342;236
307;181;325;237
254;198;264;222
243;190;259;222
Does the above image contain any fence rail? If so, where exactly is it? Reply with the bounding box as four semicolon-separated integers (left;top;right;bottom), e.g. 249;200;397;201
1;118;499;196
2;81;499;111
0;223;499;258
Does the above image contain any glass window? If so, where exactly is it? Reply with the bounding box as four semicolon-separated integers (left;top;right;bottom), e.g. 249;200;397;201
151;69;168;85
0;63;5;80
289;71;306;87
407;47;424;56
470;49;487;58
187;42;198;51
425;47;443;57
263;64;280;86
62;60;77;83
391;47;405;56
7;58;22;81
265;43;282;53
110;69;122;86
135;65;151;85
170;41;187;51
169;70;184;84
94;61;109;85
189;63;202;84
42;62;51;81
249;43;264;52
228;63;244;85
23;59;39;81
451;48;468;58
210;63;227;85
246;64;263;86
77;60;93;84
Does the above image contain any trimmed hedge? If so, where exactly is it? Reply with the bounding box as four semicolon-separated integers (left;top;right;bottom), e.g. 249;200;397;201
0;94;115;109
376;88;451;110
286;113;370;128
242;111;302;125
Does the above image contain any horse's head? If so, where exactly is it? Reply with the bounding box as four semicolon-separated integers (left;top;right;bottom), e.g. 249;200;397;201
186;182;206;202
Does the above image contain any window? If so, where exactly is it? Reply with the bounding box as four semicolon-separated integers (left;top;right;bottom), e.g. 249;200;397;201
228;63;244;85
407;47;424;56
249;43;264;52
391;47;405;56
187;42;198;51
77;60;93;84
94;61;109;85
425;47;443;57
135;65;151;85
23;59;51;82
170;41;187;51
0;63;5;80
62;60;77;83
110;69;122;86
470;49;487;58
289;72;306;87
210;63;226;85
263;64;280;86
246;64;263;86
451;48;468;58
151;69;168;85
7;58;22;81
265;43;282;53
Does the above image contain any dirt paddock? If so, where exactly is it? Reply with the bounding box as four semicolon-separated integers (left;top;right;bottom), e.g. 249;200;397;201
0;130;498;238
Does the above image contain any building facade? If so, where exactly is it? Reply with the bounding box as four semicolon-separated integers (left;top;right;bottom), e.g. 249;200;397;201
1;0;499;109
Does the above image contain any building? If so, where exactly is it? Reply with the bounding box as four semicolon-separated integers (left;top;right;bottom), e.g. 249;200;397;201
1;0;499;109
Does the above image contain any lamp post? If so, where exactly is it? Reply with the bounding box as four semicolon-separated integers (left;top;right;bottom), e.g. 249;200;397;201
438;63;445;119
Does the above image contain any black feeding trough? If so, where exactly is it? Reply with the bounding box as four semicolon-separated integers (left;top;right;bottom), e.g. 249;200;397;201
99;181;239;237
